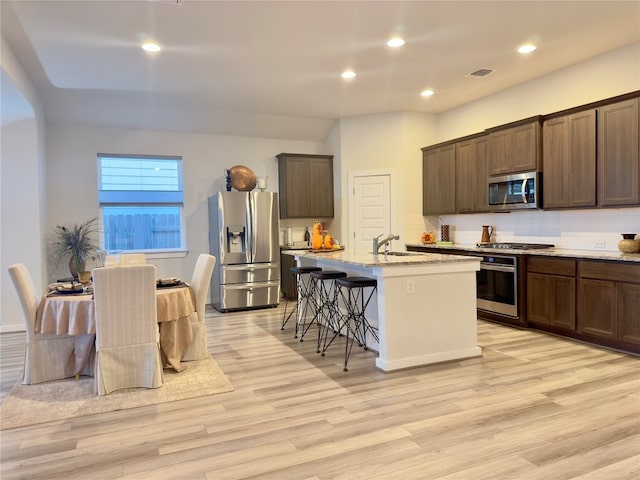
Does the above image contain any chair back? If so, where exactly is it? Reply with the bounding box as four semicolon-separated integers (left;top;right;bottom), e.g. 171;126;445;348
93;264;157;348
8;263;39;339
120;253;147;265
190;254;216;322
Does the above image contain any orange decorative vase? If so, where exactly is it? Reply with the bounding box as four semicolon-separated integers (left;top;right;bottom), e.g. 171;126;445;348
312;222;323;250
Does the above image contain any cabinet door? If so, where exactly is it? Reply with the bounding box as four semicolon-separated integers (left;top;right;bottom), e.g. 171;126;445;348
550;276;576;331
456;136;489;213
308;158;334;218
456;140;475;213
527;273;575;330
618;283;640;345
489;122;539;175
281;158;311;218
567;110;597;207
423;145;455;215
280;253;297;299
527;273;550;325
543;116;570;208
511;122;540;173
543;111;596;208
488;129;512;175
578;278;617;340
439;145;456;214
473;137;490;212
597;98;640;206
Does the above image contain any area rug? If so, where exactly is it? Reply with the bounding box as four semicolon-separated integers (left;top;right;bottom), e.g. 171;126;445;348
0;356;233;430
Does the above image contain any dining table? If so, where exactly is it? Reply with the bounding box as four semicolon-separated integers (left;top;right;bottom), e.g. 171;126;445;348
36;283;196;373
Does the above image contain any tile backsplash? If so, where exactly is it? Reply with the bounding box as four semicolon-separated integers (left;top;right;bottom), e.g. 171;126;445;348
422;207;640;251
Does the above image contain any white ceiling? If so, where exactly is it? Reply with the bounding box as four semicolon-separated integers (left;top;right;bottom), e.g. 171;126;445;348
2;0;639;141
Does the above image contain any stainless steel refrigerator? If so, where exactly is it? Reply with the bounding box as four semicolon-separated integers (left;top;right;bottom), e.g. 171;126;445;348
208;191;280;312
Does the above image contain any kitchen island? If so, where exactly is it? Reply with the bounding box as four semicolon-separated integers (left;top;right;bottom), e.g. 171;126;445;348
289;250;482;372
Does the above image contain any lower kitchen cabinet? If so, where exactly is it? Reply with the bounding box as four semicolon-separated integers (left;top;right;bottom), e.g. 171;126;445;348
527;257;576;331
280;251;297;300
577;260;640;349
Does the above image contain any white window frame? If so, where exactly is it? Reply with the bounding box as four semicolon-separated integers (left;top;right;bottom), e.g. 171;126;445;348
97;153;187;257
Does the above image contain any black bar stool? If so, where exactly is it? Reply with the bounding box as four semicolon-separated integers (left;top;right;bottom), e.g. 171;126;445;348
281;266;322;340
310;270;347;355
335;276;378;372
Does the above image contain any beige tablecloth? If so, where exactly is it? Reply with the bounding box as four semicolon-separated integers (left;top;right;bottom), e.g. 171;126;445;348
36;286;196;372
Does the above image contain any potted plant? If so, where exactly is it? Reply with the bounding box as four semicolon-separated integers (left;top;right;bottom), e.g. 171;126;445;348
50;218;99;278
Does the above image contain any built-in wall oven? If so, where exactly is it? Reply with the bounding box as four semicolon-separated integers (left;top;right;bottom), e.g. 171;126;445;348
477;254;518;318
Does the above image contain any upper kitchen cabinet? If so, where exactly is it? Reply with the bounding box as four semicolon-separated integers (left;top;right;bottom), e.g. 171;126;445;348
487;117;542;176
422;143;456;215
597;98;640;206
277;153;334;219
543;110;596;208
456;134;489;213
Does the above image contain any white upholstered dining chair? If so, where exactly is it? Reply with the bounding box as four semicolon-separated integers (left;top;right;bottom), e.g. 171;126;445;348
181;253;216;361
8;263;94;384
92;264;163;395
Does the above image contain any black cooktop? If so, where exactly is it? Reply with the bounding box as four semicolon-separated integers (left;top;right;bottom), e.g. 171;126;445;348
478;242;555;250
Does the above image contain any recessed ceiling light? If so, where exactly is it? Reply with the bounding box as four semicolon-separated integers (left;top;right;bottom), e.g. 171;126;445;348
341;70;356;79
387;37;405;48
142;41;161;53
518;44;536;54
421;89;434;97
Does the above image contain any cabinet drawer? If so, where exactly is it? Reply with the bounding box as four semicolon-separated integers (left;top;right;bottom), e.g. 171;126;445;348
527;257;575;276
578;261;640;284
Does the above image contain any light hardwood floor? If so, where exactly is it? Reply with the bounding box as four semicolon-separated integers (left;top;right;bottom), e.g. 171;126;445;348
1;305;639;479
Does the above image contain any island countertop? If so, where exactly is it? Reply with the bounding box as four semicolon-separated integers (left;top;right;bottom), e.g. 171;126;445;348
284;249;481;268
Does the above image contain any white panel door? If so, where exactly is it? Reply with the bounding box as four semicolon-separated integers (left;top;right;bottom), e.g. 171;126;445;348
351;174;391;253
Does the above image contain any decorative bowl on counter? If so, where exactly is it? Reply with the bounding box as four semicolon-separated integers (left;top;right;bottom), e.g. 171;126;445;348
618;234;640;253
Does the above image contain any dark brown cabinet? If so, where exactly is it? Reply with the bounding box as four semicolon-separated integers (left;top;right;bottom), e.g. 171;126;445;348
456;135;489;213
277;153;334;219
422;143;456;215
577;261;640;348
280;250;297;299
526;257;576;331
543;110;596;208
487;119;542;176
597;98;640;206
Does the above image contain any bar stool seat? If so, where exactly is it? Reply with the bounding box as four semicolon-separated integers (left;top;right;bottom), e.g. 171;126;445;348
281;266;322;340
310;270;347;354
336;276;378;372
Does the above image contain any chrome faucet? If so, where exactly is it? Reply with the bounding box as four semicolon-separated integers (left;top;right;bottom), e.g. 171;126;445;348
373;234;400;255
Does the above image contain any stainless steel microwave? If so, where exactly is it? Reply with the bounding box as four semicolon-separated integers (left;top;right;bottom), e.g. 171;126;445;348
488;172;540;210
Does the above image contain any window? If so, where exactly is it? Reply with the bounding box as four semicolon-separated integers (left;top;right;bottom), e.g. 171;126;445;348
98;154;185;253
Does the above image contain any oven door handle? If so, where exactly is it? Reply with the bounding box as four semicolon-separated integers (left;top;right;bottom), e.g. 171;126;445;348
480;263;515;273
521;178;528;204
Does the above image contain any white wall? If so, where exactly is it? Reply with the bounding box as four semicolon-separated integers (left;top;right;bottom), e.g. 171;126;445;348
45;124;324;283
1;36;47;332
437;43;640;142
333;111;438;247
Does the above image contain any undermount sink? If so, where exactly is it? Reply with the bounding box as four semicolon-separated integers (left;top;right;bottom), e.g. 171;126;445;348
380;251;419;256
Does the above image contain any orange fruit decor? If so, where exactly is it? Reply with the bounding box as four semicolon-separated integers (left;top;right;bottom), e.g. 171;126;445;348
421;232;435;244
323;234;334;249
312;222;323;250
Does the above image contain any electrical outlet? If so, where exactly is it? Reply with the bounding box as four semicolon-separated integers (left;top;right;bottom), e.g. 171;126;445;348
593;241;605;249
406;279;415;294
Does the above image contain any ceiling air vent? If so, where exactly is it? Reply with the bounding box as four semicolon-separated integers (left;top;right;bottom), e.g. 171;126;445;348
466;68;495;78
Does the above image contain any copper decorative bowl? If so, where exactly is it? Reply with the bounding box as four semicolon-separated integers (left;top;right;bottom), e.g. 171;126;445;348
229;165;257;191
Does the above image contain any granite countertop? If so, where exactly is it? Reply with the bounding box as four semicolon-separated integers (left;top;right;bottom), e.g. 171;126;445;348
287;249;481;267
405;243;640;263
